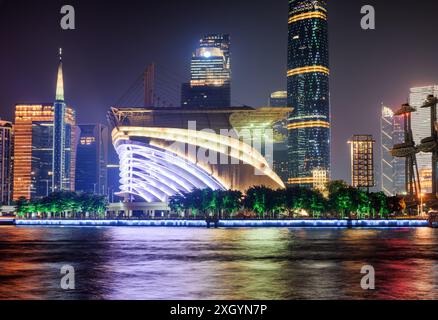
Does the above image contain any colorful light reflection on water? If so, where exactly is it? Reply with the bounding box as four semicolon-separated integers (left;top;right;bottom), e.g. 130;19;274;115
0;227;437;300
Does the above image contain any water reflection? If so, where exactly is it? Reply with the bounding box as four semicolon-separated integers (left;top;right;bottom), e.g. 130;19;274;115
0;226;437;299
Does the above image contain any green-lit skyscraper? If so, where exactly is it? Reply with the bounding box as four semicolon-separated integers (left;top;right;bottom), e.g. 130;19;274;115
287;0;330;187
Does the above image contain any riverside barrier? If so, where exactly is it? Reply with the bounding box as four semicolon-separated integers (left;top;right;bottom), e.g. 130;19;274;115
14;219;429;228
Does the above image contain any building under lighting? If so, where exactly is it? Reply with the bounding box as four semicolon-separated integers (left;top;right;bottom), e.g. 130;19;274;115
108;106;290;204
349;135;375;189
181;34;231;107
287;0;331;187
0;120;13;205
410;85;438;194
75;124;109;195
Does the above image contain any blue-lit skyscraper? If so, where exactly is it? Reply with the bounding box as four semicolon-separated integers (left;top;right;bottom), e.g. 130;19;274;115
52;49;77;192
287;0;330;187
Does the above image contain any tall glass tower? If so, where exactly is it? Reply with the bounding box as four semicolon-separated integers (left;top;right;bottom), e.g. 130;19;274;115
52;49;77;192
287;0;330;187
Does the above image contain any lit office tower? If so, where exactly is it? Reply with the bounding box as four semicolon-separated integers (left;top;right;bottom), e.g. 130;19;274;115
287;0;330;187
181;34;231;107
380;106;406;196
0;120;13;205
75;124;109;195
410;85;438;193
349;135;375;189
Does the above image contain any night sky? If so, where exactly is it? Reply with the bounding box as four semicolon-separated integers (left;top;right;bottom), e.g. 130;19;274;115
1;0;438;181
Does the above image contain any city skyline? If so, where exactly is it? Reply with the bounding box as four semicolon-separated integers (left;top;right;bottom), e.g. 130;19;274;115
1;0;438;183
2;0;438;304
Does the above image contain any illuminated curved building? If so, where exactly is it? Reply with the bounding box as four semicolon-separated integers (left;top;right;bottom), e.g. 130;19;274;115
287;0;330;187
109;107;291;203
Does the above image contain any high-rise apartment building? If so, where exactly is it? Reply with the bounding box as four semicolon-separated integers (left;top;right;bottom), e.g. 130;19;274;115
287;0;330;187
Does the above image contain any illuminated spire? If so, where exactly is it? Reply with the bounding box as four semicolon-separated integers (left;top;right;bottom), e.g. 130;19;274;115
55;48;64;101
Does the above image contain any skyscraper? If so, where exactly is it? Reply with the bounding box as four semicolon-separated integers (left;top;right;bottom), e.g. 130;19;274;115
52;49;76;192
349;135;375;189
410;85;438;193
380;106;406;196
181;34;231;107
287;0;330;187
0;120;13;205
75;124;109;195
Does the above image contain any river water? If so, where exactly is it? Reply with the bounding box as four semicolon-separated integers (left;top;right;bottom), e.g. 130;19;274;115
0;226;437;300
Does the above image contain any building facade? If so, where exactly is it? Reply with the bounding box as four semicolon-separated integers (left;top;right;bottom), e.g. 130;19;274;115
349;135;375;189
75;124;109;195
287;0;330;187
181;34;231;107
410;85;438;194
0;120;13;205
